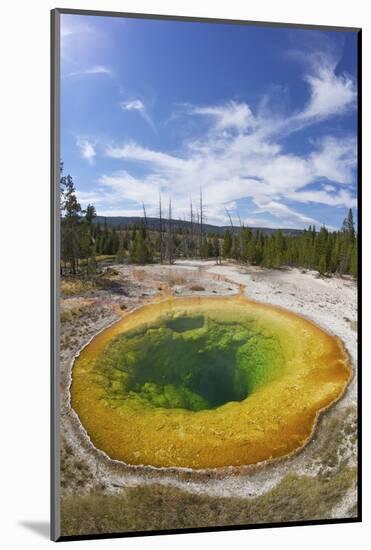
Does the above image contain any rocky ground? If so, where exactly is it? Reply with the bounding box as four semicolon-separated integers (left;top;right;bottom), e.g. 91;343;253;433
59;260;358;532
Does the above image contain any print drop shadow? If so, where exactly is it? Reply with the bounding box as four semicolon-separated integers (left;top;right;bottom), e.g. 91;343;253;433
18;521;49;539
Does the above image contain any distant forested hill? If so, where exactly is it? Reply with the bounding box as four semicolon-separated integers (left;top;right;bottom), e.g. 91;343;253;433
93;216;303;237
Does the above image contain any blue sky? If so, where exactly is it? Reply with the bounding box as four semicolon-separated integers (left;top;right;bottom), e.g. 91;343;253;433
61;14;358;230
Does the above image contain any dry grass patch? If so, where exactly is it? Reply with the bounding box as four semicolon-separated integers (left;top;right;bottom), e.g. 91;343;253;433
61;278;96;297
61;439;92;493
61;465;356;536
60;298;95;323
309;405;357;474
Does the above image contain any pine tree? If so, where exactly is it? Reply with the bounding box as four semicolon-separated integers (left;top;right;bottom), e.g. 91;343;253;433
130;231;151;264
261;236;274;268
61;174;82;274
85;204;96;224
343;208;355;243
350;242;358;277
329;233;341;273
116;240;126;264
314;226;329;270
207;239;213;257
319;255;327;275
273;230;285;267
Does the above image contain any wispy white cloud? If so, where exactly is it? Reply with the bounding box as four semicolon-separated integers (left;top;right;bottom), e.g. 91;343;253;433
61;15;112;79
187;53;355;143
120;99;145;111
287;188;356;209
106;142;186;171
99;171;164;206
309;136;356;184
76;190;103;204
253;199;322;227
299;67;355;121
61;17;96;62
120;99;156;131
292;36;356;122
190;101;256;132
75;40;356;229
102;122;355;228
97;208;154;218
61;19;93;40
61;26;74;39
66;65;112;78
77;137;96;164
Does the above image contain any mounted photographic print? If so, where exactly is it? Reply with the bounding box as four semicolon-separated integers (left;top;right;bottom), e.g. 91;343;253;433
51;8;361;541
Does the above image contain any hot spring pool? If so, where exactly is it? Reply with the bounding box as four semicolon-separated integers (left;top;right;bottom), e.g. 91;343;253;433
71;296;351;469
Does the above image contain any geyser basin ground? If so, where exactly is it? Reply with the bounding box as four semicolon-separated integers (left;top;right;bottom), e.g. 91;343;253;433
71;296;351;469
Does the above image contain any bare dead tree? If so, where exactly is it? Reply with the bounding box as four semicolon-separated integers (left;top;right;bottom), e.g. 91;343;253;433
182;213;189;257
190;198;194;258
198;187;207;258
159;195;164;264
238;213;244;259
225;208;234;238
166;198;173;264
199;188;203;257
196;210;200;257
225;207;236;257
142;201;148;227
225;208;234;232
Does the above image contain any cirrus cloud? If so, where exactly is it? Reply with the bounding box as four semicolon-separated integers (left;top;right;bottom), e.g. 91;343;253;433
120;99;156;131
74;38;357;230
